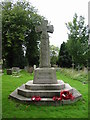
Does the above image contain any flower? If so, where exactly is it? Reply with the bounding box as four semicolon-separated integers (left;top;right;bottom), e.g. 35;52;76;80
52;96;62;101
60;90;75;100
31;96;41;101
52;90;75;101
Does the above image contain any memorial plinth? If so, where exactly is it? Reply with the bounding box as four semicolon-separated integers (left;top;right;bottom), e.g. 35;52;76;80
33;20;57;84
9;19;82;105
33;68;57;84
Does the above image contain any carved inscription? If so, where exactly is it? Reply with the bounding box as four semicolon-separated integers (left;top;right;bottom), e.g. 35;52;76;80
37;72;52;79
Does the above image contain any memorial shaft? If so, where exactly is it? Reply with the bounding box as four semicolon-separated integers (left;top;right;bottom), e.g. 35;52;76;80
36;20;54;68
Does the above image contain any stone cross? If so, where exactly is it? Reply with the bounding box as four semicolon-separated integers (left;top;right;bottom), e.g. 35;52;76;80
36;20;54;68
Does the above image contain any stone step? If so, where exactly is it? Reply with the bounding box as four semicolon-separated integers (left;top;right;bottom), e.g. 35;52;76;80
17;83;73;98
25;80;65;90
9;88;82;105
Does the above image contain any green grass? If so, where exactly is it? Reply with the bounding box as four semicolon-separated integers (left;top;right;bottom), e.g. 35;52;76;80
59;68;88;83
2;69;88;118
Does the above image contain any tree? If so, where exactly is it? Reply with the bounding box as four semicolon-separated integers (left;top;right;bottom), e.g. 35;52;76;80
2;2;42;68
50;45;59;66
66;13;89;67
57;42;72;68
24;8;42;67
25;25;41;67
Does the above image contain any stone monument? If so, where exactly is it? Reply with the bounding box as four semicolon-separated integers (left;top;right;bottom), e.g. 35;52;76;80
34;20;57;84
9;19;82;105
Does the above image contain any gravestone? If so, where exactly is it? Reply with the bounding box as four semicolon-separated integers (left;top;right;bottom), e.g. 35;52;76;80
12;67;20;76
24;66;33;73
34;65;36;70
29;67;33;73
34;20;57;84
24;66;29;72
24;66;28;71
7;69;12;75
77;64;80;72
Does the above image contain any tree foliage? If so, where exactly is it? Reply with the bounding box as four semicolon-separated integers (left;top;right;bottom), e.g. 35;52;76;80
57;42;72;68
50;45;59;66
66;13;89;67
2;1;42;68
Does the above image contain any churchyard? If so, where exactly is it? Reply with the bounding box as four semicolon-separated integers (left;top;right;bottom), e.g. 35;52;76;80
2;68;88;118
1;1;89;119
5;19;82;109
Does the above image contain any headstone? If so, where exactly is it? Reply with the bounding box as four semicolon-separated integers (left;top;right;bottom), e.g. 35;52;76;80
12;67;20;72
28;67;33;73
24;66;33;73
34;65;36;69
12;67;20;76
7;69;12;75
24;66;30;72
24;66;28;71
77;64;80;72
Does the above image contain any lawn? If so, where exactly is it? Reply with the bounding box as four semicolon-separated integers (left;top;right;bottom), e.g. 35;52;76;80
2;69;88;119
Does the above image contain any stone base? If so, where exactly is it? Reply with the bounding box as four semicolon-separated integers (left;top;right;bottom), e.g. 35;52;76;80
25;80;65;90
9;80;82;105
17;82;73;98
33;68;57;84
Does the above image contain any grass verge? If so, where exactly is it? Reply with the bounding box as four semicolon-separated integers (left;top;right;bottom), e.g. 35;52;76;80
2;69;88;118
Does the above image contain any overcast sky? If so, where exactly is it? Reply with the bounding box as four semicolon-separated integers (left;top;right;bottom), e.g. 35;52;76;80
9;0;89;47
28;0;89;48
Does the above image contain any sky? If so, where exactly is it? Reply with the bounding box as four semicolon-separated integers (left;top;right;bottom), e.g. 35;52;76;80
4;0;89;47
28;0;89;48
